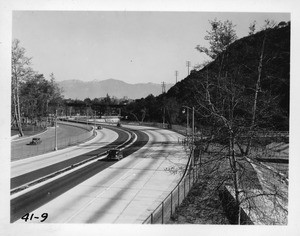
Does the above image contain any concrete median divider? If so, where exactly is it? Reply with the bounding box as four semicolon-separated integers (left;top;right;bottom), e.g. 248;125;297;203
11;126;136;195
58;120;93;132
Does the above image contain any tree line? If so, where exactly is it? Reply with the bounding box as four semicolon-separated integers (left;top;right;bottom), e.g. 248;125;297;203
11;39;64;136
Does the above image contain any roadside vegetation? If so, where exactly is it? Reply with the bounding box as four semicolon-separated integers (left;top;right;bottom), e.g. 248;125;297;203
126;19;290;224
12;18;290;224
11;39;64;136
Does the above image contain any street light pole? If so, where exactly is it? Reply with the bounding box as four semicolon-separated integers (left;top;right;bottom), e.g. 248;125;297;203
54;109;57;151
86;107;88;125
183;105;195;145
94;111;96;135
187;108;189;135
163;107;165;128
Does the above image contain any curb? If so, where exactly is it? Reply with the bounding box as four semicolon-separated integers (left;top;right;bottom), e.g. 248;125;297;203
11;135;20;141
11;127;49;142
11;127;136;196
245;156;289;184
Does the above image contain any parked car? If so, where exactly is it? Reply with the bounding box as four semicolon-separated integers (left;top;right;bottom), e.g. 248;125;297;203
106;149;123;161
29;137;42;145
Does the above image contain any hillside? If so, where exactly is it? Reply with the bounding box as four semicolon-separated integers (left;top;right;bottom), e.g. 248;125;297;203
58;79;173;99
167;24;290;130
125;24;290;130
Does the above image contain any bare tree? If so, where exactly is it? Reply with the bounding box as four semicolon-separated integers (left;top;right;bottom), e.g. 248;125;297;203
192;71;288;224
244;33;266;155
191;26;288;224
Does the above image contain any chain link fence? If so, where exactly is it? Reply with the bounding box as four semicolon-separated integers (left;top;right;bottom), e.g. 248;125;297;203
143;146;199;224
120;121;199;224
138;121;289;224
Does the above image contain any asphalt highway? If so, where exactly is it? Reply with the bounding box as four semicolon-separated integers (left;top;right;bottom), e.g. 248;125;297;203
11;122;91;161
11;129;149;223
11;126;130;189
12;125;189;223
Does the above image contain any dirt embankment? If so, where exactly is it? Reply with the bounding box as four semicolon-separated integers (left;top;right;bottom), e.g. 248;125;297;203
167;142;288;225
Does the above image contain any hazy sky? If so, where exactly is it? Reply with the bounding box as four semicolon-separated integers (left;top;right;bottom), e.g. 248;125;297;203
13;11;290;84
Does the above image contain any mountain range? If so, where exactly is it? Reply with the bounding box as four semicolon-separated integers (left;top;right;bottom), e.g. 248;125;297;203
58;79;174;100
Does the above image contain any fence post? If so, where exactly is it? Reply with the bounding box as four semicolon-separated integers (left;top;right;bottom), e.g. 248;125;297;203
189;172;191;189
151;213;153;224
184;178;186;197
178;185;180;206
162;202;164;224
171;191;173;216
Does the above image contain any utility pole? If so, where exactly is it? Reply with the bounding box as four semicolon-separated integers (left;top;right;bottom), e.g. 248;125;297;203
54;109;58;151
175;70;178;83
186;61;191;76
163;107;166;128
192;107;195;145
162;81;166;128
187;109;189;135
86;107;88;125
94;111;96;135
182;107;189;135
161;82;166;94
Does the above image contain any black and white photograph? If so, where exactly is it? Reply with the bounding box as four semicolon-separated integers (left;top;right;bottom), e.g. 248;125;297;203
1;0;299;236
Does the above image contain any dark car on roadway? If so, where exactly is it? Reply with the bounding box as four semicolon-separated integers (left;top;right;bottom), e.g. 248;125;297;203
97;125;103;130
29;137;42;145
106;149;123;161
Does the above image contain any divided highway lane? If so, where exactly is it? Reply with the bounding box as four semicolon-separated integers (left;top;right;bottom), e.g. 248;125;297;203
12;126;188;223
11;127;118;178
11;126;129;189
11;129;149;222
11;122;90;161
